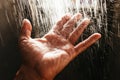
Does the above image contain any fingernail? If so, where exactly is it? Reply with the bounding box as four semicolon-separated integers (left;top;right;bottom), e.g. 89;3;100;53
65;13;72;20
66;13;72;17
76;13;82;20
96;33;101;38
93;33;102;39
22;19;31;26
22;19;32;31
84;18;90;23
82;18;90;26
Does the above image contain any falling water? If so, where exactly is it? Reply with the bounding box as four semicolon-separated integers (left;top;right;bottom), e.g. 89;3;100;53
38;0;107;35
0;0;108;47
12;0;107;38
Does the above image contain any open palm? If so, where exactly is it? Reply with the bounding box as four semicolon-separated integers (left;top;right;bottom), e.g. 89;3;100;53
15;13;101;80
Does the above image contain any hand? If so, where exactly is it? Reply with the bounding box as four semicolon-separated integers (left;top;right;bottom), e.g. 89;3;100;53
15;13;101;80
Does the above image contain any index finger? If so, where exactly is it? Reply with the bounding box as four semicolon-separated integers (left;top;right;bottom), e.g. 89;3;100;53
74;33;101;57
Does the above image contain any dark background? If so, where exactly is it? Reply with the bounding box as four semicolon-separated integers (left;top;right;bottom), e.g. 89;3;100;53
0;0;120;80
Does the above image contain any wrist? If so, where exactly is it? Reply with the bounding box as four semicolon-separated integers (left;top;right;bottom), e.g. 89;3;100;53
14;65;50;80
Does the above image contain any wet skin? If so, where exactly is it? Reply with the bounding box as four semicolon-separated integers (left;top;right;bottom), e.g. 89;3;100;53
14;13;101;80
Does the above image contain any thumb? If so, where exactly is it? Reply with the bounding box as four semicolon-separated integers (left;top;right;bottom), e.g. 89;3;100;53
19;19;32;41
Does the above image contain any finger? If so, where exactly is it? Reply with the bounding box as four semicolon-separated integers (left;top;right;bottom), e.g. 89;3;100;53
74;33;101;56
19;19;32;41
68;18;90;45
60;13;82;38
53;13;71;31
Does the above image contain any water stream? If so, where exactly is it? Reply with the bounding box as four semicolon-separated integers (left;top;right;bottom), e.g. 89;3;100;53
13;0;107;38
